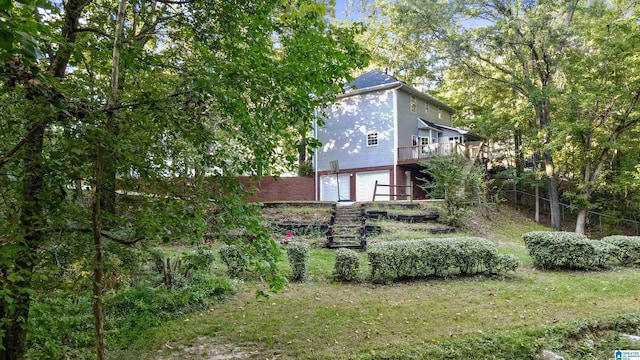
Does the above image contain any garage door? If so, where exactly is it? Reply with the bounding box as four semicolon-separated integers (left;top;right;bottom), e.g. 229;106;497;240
320;174;351;201
356;170;390;202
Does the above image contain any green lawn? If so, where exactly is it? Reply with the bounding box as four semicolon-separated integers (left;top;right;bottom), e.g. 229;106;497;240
110;205;640;359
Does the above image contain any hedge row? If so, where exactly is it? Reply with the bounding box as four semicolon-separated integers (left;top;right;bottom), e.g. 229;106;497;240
367;237;518;282
523;232;640;270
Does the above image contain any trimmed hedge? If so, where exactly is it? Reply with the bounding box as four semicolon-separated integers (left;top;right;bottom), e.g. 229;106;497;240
523;231;617;270
367;237;514;282
286;242;310;282
333;248;360;282
602;235;640;265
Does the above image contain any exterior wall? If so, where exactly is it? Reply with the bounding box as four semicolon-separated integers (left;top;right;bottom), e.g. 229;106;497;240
317;165;394;202
238;176;315;202
396;89;453;148
316;89;395;172
439;128;463;142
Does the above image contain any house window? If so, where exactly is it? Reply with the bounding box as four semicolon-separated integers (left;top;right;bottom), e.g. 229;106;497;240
425;102;430;113
410;96;416;113
420;137;430;146
437;108;442;119
367;132;379;147
412;135;418;146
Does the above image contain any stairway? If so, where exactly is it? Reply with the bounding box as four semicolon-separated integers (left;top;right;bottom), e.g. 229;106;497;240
327;203;366;249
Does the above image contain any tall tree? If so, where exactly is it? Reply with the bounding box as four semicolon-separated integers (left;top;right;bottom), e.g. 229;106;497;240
0;1;368;358
554;2;640;233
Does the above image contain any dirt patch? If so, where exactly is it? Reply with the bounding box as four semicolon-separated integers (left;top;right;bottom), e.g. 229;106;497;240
157;337;265;360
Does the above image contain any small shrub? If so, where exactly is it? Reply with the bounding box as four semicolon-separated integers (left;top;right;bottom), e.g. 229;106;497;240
182;247;216;275
333;248;360;282
219;244;248;278
493;254;520;273
286;242;310;282
523;231;615;270
602;235;640;265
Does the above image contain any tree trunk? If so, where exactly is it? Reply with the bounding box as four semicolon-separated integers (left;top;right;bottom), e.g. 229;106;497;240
575;208;588;235
537;99;562;231
90;1;128;358
1;121;45;360
514;129;525;204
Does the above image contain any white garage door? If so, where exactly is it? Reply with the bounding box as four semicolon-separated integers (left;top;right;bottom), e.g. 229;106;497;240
320;174;351;201
356;170;390;202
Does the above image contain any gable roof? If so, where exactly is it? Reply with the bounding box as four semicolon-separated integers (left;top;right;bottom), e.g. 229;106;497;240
350;69;399;89
342;70;455;113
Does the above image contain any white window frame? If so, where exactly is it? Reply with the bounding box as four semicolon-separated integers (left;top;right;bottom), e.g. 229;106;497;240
425;102;430;113
437;108;442;119
410;96;416;113
367;132;379;147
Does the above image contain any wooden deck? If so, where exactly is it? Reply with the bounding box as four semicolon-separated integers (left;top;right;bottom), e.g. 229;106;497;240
397;141;488;165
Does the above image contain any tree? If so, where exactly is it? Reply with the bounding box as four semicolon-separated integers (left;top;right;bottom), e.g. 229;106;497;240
418;156;489;226
553;3;640;234
0;1;369;358
366;0;640;233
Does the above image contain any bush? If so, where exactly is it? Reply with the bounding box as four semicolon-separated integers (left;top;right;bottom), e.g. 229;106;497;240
219;244;248;278
448;237;498;275
106;272;234;343
367;237;507;282
602;235;640;265
493;254;520;273
523;231;616;270
333;248;360;282
286;242;310;282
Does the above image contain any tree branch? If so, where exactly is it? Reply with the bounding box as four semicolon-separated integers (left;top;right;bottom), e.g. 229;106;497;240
0;124;46;170
74;27;112;39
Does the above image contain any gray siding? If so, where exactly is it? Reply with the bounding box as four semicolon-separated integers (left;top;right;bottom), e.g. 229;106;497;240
396;89;453;148
316;90;395;171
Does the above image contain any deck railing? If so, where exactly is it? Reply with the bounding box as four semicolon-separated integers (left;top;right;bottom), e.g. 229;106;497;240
397;141;487;164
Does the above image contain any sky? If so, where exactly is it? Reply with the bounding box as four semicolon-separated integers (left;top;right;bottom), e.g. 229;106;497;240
332;0;369;21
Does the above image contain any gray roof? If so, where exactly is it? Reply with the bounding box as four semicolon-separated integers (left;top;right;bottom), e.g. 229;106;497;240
342;70;456;113
349;69;400;89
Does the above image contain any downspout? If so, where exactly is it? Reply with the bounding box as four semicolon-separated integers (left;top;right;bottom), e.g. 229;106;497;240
314;117;319;201
392;85;400;200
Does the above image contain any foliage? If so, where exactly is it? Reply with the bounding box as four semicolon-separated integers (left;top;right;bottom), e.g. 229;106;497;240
149;247;216;288
367;237;512;283
286;242;310;282
219;245;248;278
493;254;521;274
522;231;617;270
1;0;368;356
418;156;490;226
602;236;640;266
368;0;640;233
26;248;234;359
333;248;360;282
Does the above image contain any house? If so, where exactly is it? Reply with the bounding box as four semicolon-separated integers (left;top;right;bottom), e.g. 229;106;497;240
314;70;486;202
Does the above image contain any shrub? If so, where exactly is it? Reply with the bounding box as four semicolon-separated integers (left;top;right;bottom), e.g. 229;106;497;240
286;242;310;282
602;235;640;265
493;254;520;273
523;231;616;270
367;237;505;282
448;237;498;275
219;244;248;278
333;248;360;282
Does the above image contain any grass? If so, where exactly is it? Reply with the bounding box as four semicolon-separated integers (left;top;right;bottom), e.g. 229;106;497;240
110;205;640;359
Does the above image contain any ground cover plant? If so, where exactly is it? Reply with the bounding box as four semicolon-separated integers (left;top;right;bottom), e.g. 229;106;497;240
97;205;640;359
